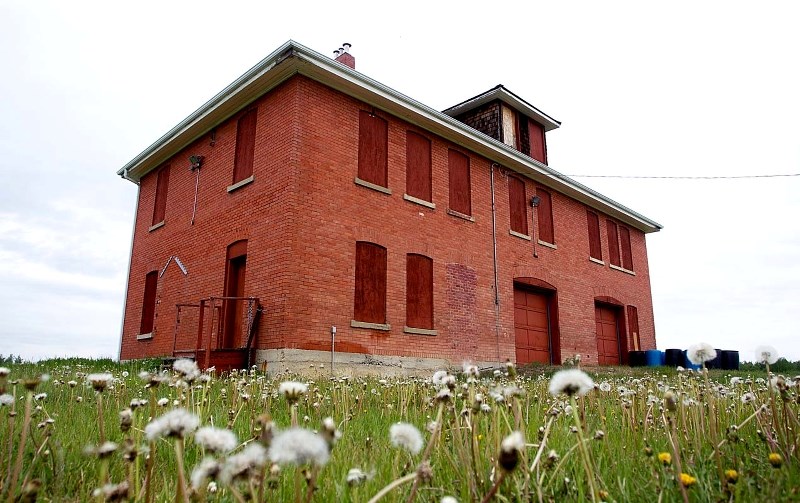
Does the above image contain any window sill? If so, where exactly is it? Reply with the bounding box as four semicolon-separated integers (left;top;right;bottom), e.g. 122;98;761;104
404;326;437;336
148;221;165;232
447;209;474;222
227;175;254;193
403;193;435;209
354;177;392;195
538;240;557;250
509;230;531;241
136;332;153;341
589;257;605;266
609;264;636;276
350;320;391;331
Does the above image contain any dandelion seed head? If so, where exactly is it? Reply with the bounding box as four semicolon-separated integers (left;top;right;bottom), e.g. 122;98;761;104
0;367;10;377
389;422;424;455
195;427;238;454
191;458;221;490
268;427;330;466
755;345;779;365
599;381;611;392
173;359;201;381
686;343;716;366
548;369;594;397
462;362;480;378
87;373;114;392
442;497;459;503
221;443;268;483
0;394;13;406
278;381;308;402
499;431;524;472
431;370;448;386
346;468;370;486
144;408;200;441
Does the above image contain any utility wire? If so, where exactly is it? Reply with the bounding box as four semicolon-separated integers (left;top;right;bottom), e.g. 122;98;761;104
560;173;800;180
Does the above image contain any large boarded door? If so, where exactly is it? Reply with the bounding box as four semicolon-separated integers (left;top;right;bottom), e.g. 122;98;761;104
223;241;247;349
595;304;621;365
514;286;550;364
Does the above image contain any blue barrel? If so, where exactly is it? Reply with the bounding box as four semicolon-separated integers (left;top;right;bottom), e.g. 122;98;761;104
707;349;723;369
645;350;662;367
629;351;646;367
683;350;700;370
664;349;684;367
721;350;739;370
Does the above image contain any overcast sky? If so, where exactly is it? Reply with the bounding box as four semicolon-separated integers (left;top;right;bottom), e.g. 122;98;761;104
1;1;798;363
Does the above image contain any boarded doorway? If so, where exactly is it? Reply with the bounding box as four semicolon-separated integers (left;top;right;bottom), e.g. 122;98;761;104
513;279;559;365
223;240;247;348
595;302;624;365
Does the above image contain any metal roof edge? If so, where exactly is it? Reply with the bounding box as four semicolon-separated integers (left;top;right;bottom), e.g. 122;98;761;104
441;85;561;131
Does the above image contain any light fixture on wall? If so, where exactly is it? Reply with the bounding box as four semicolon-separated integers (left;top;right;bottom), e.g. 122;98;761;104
530;195;541;207
189;155;204;171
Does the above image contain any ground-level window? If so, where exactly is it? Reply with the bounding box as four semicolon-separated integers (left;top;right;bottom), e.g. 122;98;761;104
406;254;433;329
405;131;432;202
233;108;257;185
139;270;158;335
358;111;388;188
354;241;387;324
448;149;471;216
152;165;170;226
536;188;554;244
508;176;528;235
587;210;602;261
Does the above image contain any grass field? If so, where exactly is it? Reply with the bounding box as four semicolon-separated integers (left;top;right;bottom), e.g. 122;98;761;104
0;355;798;502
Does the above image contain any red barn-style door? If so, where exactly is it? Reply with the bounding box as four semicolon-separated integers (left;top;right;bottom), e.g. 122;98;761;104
595;304;622;365
514;286;551;364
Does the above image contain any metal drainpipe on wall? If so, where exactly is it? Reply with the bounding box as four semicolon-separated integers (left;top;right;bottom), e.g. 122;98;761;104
490;163;502;366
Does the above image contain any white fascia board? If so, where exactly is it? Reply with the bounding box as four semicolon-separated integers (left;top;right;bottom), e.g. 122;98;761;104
442;87;561;132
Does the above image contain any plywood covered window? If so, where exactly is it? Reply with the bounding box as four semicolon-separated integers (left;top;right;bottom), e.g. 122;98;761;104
508;176;528;235
354;241;387;324
139;270;158;335
536;189;554;244
587;210;602;261
405;131;432;202
627;305;641;351
233;108;257;184
528;119;547;164
448;149;471;216
606;220;621;267
358;111;388;188
406;254;433;329
151;165;170;226
619;226;634;271
501;105;518;148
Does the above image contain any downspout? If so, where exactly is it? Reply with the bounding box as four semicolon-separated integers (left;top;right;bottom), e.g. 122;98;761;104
490;163;502;366
117;168;140;361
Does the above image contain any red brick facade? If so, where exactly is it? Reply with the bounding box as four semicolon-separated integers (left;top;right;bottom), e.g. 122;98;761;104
119;45;658;369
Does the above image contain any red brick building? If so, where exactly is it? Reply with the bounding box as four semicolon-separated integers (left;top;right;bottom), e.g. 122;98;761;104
117;41;661;373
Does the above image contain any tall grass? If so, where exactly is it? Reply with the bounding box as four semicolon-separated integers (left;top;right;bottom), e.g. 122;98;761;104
0;357;798;502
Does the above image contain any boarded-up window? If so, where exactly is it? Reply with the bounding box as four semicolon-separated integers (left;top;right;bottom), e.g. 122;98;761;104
627;305;641;351
406;254;433;329
358;111;388;188
406;131;431;202
536;189;554;244
354;242;387;324
587;210;602;260
509;176;528;235
152;166;170;226
233;108;257;184
619;226;634;271
607;220;621;267
139;271;158;335
501;105;518;148
448;150;471;216
528;119;547;164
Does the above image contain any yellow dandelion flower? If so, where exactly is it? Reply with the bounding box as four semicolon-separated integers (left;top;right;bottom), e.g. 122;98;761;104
680;473;697;487
768;452;783;468
657;452;672;466
724;469;738;483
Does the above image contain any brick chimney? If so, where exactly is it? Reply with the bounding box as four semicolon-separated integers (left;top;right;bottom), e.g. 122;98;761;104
334;42;355;69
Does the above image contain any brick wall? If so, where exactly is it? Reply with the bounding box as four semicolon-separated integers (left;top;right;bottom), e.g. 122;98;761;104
120;75;657;366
